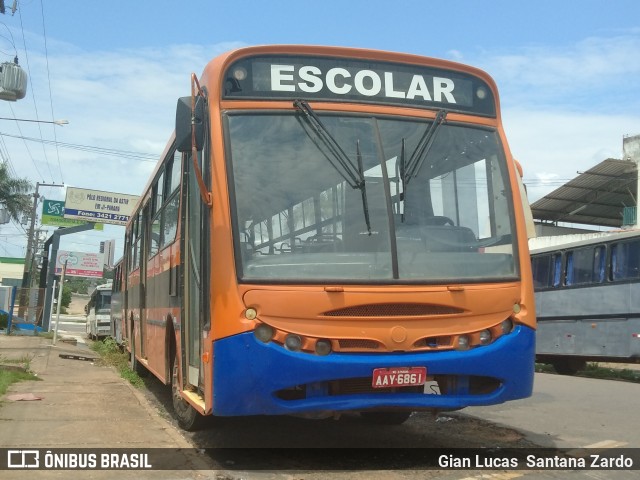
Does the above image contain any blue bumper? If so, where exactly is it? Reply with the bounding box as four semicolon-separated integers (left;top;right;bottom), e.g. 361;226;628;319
212;326;535;416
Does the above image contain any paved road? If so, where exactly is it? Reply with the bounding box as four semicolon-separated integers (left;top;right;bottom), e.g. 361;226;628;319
132;368;639;479
465;372;640;449
49;314;89;346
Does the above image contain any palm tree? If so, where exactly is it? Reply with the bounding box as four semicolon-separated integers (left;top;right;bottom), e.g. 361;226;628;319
0;162;32;224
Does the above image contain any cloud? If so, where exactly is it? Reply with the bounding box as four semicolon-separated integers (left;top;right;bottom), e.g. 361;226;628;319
4;40;245;194
0;39;244;257
478;33;640;112
503;108;636;202
464;32;640;203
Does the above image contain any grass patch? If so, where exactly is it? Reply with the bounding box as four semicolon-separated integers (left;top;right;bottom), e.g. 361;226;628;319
90;337;144;388
536;361;640;383
0;354;34;368
0;354;40;396
535;363;555;373
578;363;640;383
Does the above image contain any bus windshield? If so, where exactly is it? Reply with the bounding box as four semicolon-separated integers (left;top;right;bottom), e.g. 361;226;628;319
227;111;518;283
96;291;112;313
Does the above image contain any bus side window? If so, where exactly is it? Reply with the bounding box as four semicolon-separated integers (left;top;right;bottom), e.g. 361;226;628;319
531;255;551;288
552;253;562;288
611;240;640;281
566;246;598;286
594;246;605;283
564;251;574;286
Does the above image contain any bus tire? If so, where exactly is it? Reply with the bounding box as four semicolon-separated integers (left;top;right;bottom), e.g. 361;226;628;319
360;411;413;425
171;352;205;431
553;358;586;376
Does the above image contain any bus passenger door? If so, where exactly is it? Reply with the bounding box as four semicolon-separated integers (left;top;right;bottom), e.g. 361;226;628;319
182;152;208;390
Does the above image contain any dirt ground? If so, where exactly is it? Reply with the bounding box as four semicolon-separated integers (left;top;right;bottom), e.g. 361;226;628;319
67;293;89;315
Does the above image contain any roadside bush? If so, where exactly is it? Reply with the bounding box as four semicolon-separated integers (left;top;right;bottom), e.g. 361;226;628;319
90;338;144;388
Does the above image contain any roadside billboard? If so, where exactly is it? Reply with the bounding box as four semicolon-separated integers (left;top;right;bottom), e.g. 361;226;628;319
63;187;139;226
41;199;104;230
55;251;104;278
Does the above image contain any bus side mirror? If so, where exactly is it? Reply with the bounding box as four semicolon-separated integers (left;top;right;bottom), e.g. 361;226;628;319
175;96;205;153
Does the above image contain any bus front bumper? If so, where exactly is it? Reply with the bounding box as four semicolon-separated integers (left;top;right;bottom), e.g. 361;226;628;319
211;325;535;416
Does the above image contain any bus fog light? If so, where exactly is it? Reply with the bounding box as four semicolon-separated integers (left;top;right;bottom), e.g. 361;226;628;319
254;324;274;343
315;339;332;356
500;319;514;334
285;334;302;351
456;335;470;350
479;330;492;345
245;308;257;320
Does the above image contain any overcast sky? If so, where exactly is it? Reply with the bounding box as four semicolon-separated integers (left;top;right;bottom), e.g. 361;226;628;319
0;0;639;259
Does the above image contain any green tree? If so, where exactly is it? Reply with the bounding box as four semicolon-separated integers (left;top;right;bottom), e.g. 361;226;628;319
61;285;72;312
0;162;32;223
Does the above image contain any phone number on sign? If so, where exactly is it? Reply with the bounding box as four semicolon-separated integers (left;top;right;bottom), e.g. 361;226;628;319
71;210;129;223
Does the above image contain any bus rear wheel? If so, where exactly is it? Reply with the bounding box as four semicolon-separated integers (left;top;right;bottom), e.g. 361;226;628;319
360;411;413;425
171;352;205;431
552;358;586;376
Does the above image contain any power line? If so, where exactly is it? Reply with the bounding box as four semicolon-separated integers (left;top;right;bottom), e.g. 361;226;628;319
6;105;46;179
0;131;158;161
39;0;64;183
16;5;54;181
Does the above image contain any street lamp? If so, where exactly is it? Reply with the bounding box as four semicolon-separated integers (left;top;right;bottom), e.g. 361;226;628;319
0;117;69;125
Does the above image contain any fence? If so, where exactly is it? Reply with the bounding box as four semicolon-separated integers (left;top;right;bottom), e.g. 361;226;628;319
0;286;45;335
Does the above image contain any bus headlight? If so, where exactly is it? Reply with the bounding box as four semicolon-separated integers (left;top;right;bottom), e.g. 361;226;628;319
456;335;470;350
285;334;302;351
315;339;332;356
254;324;274;343
500;319;514;335
479;329;492;345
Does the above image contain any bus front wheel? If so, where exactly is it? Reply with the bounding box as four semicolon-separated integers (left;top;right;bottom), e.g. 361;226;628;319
171;352;205;431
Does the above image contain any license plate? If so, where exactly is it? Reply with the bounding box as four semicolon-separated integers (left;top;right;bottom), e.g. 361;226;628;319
372;366;427;389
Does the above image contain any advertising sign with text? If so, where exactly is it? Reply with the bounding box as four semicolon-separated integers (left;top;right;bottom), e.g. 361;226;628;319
55;251;104;278
41;200;104;230
63;188;139;226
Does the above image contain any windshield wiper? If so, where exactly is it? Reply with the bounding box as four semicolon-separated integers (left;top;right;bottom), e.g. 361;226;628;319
399;109;447;223
294;99;372;235
403;109;448;185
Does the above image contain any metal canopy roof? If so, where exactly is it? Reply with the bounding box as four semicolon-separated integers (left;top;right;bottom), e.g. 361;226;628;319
530;158;637;228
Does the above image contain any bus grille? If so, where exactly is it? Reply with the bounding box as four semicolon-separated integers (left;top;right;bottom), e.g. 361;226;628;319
274;375;502;401
329;378;423;396
323;303;464;317
338;339;381;350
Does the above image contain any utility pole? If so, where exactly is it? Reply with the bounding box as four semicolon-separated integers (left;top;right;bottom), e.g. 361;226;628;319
21;182;63;289
18;182;63;316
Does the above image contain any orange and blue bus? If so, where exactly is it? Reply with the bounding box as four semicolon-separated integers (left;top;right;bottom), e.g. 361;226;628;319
122;45;536;430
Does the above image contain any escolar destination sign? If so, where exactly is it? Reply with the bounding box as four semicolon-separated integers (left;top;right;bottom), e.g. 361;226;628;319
223;55;496;116
64;187;139;226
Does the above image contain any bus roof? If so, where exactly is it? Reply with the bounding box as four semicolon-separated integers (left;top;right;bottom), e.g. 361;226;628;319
529;229;640;255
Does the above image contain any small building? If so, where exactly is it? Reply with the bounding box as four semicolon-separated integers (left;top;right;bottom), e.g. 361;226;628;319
0;257;24;287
